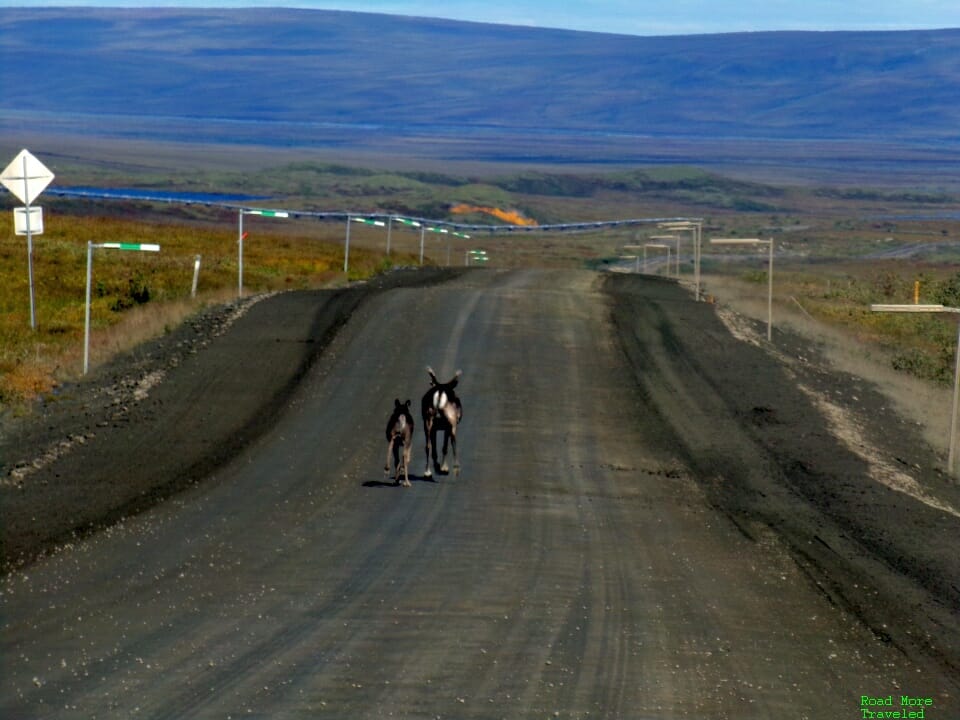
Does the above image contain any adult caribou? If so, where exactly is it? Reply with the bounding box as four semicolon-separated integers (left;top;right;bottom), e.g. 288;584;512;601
421;366;463;478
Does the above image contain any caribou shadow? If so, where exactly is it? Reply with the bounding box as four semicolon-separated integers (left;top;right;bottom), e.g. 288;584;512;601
362;473;438;489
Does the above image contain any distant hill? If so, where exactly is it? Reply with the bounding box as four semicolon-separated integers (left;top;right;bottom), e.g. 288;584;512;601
1;8;958;179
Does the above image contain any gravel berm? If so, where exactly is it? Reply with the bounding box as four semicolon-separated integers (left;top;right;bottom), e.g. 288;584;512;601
0;268;465;573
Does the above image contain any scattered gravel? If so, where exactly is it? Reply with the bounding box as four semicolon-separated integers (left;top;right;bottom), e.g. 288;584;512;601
0;267;463;573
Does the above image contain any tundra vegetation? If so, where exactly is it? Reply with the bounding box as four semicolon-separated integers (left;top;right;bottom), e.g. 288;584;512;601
1;161;958;406
0;209;418;404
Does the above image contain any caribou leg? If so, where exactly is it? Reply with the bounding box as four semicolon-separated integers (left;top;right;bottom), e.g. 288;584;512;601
423;417;434;478
401;438;412;487
385;437;394;480
430;426;441;475
451;427;459;475
393;440;404;485
440;430;450;474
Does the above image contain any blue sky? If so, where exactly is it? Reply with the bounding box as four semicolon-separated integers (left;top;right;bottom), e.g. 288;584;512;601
4;0;960;35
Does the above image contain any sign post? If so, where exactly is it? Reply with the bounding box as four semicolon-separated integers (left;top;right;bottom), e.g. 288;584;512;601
348;217;387;273
660;221;703;300
1;149;55;330
710;238;775;341
392;217;420;258
451;231;471;266
623;244;644;273
348;216;387;273
650;234;681;277
465;249;488;266
85;242;161;375
463;250;490;265
344;215;351;273
421;226;449;266
643;243;671;275
238;209;289;296
871;303;960;475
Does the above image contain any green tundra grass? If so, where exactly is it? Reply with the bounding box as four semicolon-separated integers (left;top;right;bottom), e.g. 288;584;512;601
0;209;419;404
1;160;958;407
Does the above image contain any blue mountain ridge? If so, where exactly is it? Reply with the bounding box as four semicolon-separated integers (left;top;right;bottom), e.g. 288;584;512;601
1;8;958;162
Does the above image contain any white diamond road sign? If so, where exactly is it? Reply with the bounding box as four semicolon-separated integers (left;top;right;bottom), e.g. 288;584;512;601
1;149;55;205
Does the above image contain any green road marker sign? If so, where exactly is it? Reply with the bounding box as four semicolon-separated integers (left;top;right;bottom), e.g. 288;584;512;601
84;241;162;374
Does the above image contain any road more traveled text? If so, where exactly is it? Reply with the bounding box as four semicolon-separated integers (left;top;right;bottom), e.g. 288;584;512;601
860;695;935;719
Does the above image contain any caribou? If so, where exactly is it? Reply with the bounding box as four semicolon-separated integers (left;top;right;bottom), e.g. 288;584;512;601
421;366;463;478
384;398;414;487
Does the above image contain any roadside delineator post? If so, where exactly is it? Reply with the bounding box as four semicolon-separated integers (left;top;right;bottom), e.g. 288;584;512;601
623;245;644;273
348;216;387;274
650;234;680;277
710;238;774;342
659;220;703;301
84;242;161;375
465;249;487;266
871;303;960;476
419;226;449;266
393;217;421;260
238;208;289;296
643;243;671;276
191;255;201;298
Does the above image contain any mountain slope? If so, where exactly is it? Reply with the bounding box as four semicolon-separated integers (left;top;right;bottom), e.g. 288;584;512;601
1;8;958;169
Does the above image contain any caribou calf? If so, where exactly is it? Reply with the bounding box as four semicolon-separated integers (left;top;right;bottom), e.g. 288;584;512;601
421;366;463;477
385;398;414;487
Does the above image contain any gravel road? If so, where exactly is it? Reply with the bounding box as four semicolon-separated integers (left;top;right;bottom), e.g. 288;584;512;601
1;267;957;719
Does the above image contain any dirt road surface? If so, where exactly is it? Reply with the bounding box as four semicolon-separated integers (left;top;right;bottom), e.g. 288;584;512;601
2;268;958;718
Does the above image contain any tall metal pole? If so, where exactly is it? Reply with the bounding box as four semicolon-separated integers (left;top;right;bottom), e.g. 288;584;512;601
419;226;425;265
711;237;773;337
344;216;351;274
872;304;960;476
950;318;960;474
25;207;35;330
386;217;393;256
696;222;702;301
84;241;93;375
767;239;774;342
23;154;36;330
237;210;244;297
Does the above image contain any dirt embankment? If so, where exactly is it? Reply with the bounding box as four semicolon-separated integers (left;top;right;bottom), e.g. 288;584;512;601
0;268;463;573
605;272;960;683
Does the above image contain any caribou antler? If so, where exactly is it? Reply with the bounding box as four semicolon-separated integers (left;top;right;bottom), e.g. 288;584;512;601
427;366;461;386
